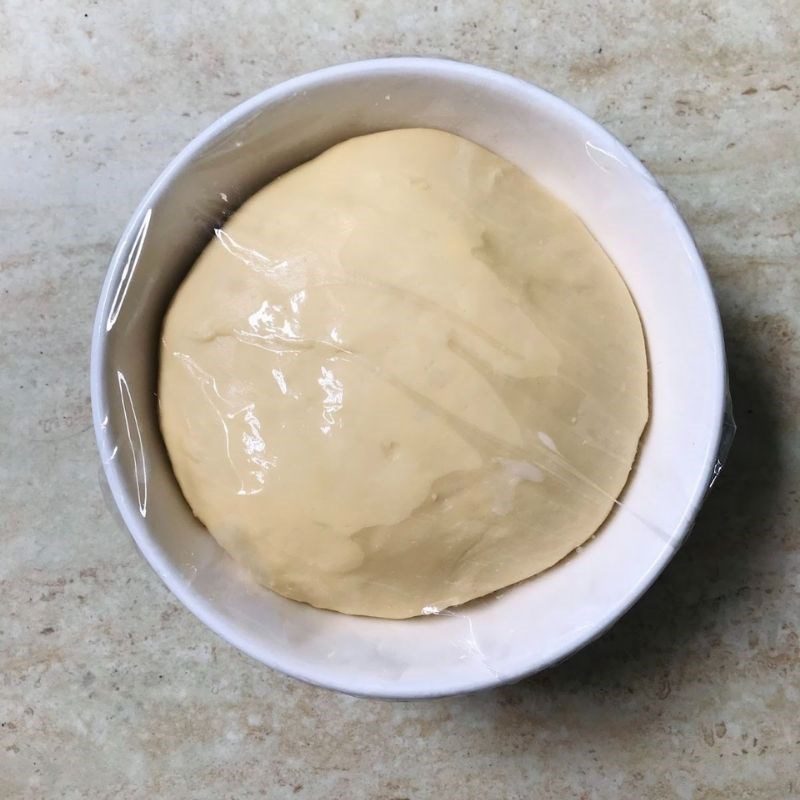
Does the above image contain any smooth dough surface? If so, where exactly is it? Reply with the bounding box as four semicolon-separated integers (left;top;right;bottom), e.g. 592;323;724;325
159;128;648;619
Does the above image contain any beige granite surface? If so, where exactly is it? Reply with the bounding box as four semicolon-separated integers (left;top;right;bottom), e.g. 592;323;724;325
1;1;799;797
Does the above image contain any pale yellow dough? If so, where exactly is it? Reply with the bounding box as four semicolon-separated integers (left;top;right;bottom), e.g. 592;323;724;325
159;128;648;619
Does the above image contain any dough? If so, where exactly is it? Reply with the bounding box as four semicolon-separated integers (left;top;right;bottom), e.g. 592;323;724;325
159;128;648;619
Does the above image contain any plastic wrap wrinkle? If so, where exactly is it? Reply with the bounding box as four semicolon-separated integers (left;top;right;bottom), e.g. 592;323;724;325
106;209;152;332
710;393;737;489
117;370;147;516
424;607;505;681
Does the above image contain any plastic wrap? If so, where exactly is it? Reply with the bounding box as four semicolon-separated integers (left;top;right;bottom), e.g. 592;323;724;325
91;58;734;698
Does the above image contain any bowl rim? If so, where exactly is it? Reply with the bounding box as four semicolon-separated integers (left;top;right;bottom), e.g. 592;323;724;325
91;56;728;698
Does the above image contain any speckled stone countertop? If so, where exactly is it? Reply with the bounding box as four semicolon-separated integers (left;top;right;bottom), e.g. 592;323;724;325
2;2;799;798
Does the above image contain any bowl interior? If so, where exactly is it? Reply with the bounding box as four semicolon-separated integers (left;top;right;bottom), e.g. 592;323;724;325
93;58;725;698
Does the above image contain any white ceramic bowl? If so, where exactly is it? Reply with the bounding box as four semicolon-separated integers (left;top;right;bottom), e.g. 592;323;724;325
92;58;728;698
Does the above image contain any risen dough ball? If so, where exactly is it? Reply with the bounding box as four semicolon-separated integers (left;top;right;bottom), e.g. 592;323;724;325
159;128;648;619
